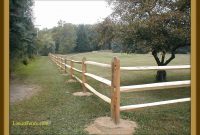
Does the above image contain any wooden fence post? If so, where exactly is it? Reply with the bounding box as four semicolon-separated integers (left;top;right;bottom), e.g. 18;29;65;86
111;57;120;124
62;58;65;71
57;56;59;66
57;56;58;66
57;56;58;65
70;57;74;79
60;57;62;70
82;57;87;92
64;58;67;73
58;57;60;68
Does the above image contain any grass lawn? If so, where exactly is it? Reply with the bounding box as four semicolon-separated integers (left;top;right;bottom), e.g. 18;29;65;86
10;52;190;135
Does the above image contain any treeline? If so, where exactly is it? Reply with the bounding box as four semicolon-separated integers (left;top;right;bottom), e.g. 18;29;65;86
37;20;113;55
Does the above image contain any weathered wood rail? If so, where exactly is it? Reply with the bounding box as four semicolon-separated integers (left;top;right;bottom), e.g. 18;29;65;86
49;53;191;125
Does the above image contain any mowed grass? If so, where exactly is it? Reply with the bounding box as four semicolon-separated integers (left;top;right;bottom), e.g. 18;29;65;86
10;52;190;135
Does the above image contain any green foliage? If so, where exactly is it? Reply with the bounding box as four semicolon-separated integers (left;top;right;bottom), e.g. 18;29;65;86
75;25;89;52
75;25;93;52
86;25;101;51
38;23;102;54
37;22;77;55
111;43;122;53
175;46;190;54
58;23;77;53
95;18;115;50
10;0;37;68
22;57;29;65
37;29;55;56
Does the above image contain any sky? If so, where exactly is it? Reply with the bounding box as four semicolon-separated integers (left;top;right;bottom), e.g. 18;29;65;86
33;0;113;29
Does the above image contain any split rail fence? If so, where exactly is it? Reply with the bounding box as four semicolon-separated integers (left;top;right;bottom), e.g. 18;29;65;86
49;53;191;124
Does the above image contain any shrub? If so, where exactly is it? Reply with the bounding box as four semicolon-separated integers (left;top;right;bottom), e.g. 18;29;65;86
22;57;29;65
111;43;122;53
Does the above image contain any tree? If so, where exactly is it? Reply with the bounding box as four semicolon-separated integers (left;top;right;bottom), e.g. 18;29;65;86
58;23;77;53
51;26;62;53
95;18;115;50
75;25;91;52
51;22;77;54
37;29;55;56
51;20;68;53
107;0;190;81
10;0;37;67
86;25;101;51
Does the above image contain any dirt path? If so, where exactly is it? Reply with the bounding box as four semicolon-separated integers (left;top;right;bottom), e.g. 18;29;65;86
10;82;41;104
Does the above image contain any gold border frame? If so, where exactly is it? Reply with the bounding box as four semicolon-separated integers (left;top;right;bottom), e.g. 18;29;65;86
191;0;196;134
4;0;9;134
4;0;197;135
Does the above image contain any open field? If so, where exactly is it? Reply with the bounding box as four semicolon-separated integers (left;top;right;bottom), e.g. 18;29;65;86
10;52;190;135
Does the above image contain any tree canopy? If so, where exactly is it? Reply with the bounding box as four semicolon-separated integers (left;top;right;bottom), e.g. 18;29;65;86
107;0;190;66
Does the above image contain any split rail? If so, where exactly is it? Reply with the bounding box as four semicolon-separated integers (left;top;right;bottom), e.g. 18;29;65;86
49;53;191;124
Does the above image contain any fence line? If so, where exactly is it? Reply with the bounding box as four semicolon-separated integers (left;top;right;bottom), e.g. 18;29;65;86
85;61;111;68
49;53;191;125
120;98;191;111
120;65;190;71
120;80;190;92
84;83;111;104
85;73;111;86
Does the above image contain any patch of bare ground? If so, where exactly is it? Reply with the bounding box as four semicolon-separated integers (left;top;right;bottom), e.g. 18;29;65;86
85;117;137;135
61;73;68;76
65;79;77;83
10;82;41;104
73;92;93;96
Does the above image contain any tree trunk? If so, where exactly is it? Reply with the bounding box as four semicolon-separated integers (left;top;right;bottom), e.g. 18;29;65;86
156;70;166;82
152;50;177;82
